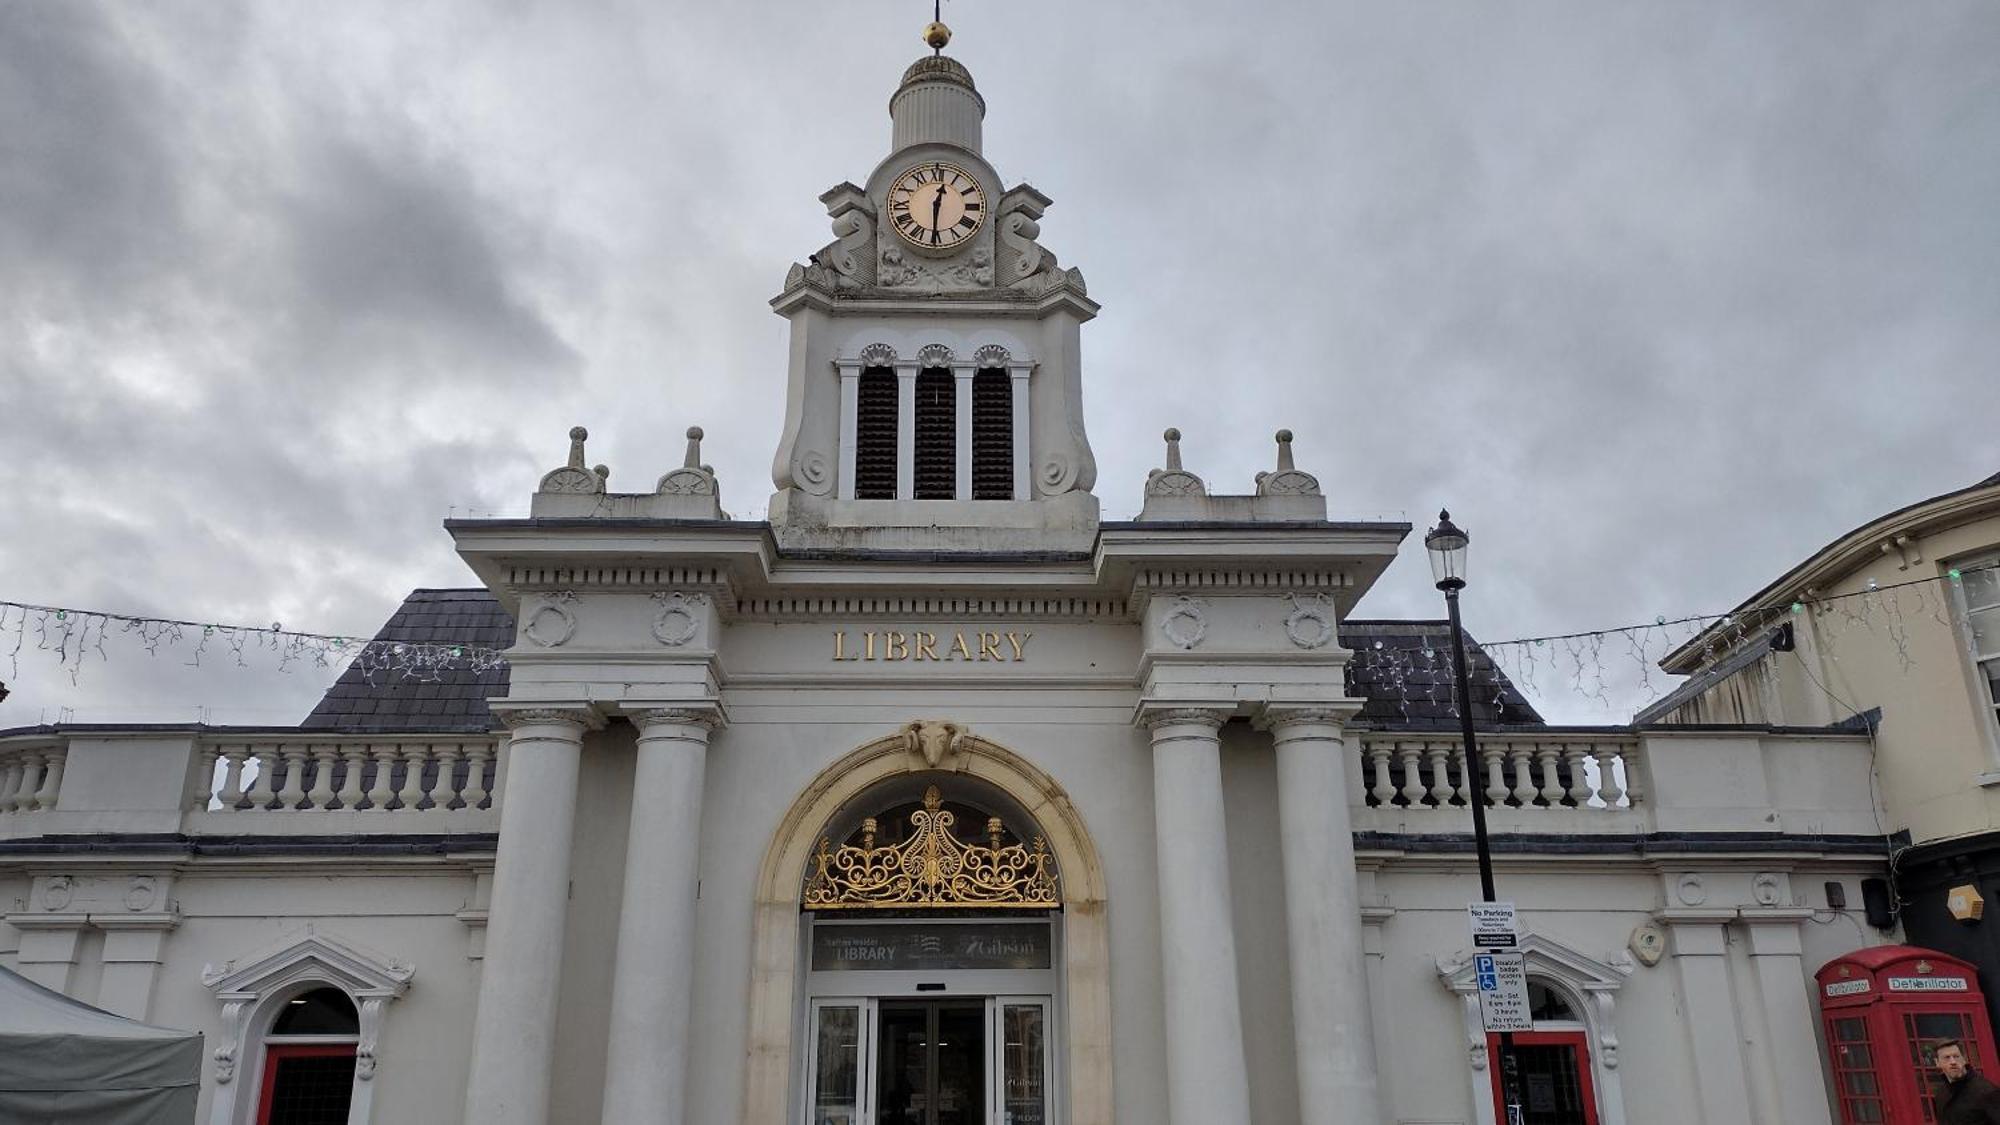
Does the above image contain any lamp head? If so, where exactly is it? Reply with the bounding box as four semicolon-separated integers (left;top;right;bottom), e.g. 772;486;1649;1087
1425;509;1469;591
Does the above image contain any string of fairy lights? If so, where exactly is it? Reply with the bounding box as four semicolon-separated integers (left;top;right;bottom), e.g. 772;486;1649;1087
0;599;508;689
0;561;1991;716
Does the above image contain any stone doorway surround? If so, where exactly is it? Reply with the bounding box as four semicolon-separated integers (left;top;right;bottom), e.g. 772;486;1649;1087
743;725;1111;1125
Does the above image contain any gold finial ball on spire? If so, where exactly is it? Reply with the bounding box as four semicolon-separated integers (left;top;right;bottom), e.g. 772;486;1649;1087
923;20;952;51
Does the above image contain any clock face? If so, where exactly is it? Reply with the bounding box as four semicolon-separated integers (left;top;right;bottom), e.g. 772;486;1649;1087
887;161;986;250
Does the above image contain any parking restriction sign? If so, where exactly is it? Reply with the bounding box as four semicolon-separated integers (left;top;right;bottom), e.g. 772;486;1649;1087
1475;951;1534;1032
1468;901;1519;950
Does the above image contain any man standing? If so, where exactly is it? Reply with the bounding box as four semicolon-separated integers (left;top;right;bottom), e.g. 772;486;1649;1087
1936;1040;2000;1124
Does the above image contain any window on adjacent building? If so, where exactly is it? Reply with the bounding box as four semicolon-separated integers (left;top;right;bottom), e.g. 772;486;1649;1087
259;987;359;1125
854;367;898;500
1959;557;2000;732
972;368;1013;500
913;368;956;499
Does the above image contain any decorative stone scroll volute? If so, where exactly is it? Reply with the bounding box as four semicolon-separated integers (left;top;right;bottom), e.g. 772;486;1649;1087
804;785;1061;910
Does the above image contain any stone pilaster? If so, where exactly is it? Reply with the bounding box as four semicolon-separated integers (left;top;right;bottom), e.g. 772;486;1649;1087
1660;913;1755;1125
1743;910;1835;1125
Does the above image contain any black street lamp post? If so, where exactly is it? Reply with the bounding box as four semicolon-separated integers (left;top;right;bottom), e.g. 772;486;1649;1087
1426;509;1524;1124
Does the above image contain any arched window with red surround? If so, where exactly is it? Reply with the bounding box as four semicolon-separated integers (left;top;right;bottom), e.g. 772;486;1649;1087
257;987;359;1125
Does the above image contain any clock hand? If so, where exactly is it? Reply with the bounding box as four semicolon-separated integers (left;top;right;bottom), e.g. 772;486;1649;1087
930;183;944;237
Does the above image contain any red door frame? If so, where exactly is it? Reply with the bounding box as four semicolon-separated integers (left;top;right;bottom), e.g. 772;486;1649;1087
1486;1030;1600;1125
256;1042;358;1125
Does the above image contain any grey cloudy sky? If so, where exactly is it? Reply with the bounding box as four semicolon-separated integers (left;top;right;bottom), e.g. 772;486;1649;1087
1;0;1992;727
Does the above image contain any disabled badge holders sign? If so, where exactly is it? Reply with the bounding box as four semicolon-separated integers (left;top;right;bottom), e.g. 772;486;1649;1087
1475;951;1533;1032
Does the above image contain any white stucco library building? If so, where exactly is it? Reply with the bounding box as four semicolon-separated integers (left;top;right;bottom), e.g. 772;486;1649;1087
0;31;1913;1125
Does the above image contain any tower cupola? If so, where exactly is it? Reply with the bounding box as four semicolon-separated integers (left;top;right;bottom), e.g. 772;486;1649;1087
891;55;985;155
766;25;1099;552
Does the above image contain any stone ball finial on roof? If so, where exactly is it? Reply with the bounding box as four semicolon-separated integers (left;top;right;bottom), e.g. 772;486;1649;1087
1145;427;1206;499
538;425;605;495
1256;429;1322;498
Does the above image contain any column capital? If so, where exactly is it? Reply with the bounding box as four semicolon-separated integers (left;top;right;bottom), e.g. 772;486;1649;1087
1137;705;1231;733
625;704;726;733
1254;701;1363;734
492;704;603;733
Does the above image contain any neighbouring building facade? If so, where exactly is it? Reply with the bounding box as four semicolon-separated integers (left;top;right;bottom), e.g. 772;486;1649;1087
0;30;1934;1125
1647;470;2000;1035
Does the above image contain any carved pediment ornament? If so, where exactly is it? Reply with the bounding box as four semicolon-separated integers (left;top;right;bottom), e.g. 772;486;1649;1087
804;785;1061;910
858;342;898;367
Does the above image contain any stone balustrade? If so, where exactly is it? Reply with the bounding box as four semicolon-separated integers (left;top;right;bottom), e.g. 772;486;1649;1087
191;737;500;814
0;723;1877;843
0;743;67;815
1355;731;1640;812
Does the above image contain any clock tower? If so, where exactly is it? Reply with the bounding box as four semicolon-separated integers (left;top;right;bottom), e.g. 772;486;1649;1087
767;27;1100;551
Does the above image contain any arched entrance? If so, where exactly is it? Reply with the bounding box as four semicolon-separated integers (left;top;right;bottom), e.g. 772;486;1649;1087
744;725;1111;1125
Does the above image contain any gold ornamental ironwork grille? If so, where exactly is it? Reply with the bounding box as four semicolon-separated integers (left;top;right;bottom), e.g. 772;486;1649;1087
804;785;1060;910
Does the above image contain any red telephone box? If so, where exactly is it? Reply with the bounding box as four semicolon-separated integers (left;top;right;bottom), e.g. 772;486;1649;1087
1817;945;1997;1124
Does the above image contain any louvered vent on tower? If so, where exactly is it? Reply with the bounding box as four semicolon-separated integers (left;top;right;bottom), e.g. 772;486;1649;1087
913;368;956;499
855;368;898;499
971;369;1013;500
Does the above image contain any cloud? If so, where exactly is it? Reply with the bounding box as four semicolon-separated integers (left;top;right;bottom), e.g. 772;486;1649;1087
2;0;1995;727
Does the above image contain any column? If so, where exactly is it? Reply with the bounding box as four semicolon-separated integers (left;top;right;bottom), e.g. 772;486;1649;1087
1008;362;1032;500
1142;707;1253;1125
600;706;722;1125
1663;918;1755;1124
1263;705;1382;1125
836;360;860;501
464;706;597;1125
1745;916;1836;1124
953;363;975;500
895;361;917;500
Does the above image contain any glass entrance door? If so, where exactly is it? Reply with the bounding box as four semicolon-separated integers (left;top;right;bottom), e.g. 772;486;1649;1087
877;1001;985;1125
804;996;1055;1125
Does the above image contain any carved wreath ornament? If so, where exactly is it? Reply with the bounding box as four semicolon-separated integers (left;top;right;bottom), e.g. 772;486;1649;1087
804;785;1060;910
650;592;705;647
1285;593;1335;650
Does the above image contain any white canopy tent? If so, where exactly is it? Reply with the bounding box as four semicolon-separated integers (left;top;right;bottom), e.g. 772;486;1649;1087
0;966;202;1123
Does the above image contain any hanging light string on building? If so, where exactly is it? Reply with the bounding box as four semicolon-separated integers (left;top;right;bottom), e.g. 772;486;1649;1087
0;561;1990;699
1354;561;1995;719
0;598;507;687
1473;560;1996;715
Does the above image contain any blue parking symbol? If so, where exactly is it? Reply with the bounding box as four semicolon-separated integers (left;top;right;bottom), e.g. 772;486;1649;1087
1475;954;1498;990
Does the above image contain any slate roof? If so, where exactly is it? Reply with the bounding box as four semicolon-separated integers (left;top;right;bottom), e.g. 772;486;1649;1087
300;589;515;733
1340;620;1544;730
298;592;1544;733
